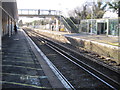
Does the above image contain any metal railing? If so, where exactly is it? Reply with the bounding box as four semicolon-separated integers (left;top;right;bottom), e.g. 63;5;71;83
68;18;78;29
60;16;72;32
58;15;79;33
66;18;79;33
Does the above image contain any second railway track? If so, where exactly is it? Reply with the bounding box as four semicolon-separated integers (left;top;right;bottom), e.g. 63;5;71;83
24;28;120;89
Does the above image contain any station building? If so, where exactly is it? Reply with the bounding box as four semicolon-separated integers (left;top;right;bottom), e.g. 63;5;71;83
0;0;18;50
80;18;119;36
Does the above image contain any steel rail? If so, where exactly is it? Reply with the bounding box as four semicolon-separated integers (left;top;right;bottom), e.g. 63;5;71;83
25;30;120;89
24;30;75;90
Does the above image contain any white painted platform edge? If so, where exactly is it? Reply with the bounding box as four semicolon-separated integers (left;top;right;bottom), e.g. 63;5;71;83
65;35;120;50
21;29;73;89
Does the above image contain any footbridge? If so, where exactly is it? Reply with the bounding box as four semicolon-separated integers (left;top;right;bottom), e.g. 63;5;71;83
18;9;61;18
18;9;78;33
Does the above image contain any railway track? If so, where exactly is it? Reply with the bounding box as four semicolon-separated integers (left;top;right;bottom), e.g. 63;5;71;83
24;29;120;89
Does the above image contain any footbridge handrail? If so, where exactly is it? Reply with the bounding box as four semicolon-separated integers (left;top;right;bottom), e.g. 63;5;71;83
68;18;78;29
60;16;72;32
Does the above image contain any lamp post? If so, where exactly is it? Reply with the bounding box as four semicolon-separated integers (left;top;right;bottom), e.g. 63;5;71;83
0;2;2;50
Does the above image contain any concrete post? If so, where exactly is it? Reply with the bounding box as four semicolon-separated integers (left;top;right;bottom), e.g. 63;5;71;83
11;18;13;35
0;1;2;90
8;17;11;37
8;16;9;36
0;1;2;50
56;18;59;31
106;19;109;35
87;20;89;33
96;21;98;34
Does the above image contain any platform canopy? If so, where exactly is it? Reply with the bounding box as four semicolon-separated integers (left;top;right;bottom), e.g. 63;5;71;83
2;0;18;20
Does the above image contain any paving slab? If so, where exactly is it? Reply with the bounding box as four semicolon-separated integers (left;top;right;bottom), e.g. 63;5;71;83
2;30;52;89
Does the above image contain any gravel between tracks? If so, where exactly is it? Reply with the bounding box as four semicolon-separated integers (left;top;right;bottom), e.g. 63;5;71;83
27;32;110;88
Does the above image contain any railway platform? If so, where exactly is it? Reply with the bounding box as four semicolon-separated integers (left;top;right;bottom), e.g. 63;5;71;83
2;29;66;89
33;29;120;65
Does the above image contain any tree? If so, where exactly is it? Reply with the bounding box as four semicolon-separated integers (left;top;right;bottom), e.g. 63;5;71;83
18;20;23;27
107;1;120;17
68;9;77;18
69;17;78;24
69;2;107;19
74;5;87;20
92;2;107;19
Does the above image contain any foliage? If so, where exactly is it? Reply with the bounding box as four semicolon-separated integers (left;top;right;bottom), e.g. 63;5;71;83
86;14;91;19
74;5;87;20
107;1;120;17
107;1;120;12
24;19;50;26
68;2;107;20
93;2;107;19
69;17;79;24
18;20;23;26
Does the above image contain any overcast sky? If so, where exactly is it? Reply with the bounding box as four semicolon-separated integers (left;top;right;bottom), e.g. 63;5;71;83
16;0;115;10
17;0;87;22
16;0;114;22
17;0;87;10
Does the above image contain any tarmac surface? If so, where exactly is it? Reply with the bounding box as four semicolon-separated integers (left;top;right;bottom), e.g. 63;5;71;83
2;30;52;89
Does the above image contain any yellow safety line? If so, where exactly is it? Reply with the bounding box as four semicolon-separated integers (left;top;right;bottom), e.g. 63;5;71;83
3;52;32;56
4;56;32;59
92;39;120;47
3;60;35;64
0;81;47;89
0;73;47;79
107;42;120;47
0;73;38;78
1;65;42;70
2;52;31;55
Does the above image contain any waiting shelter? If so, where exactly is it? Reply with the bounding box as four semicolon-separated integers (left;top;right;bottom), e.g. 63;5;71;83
80;18;119;36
